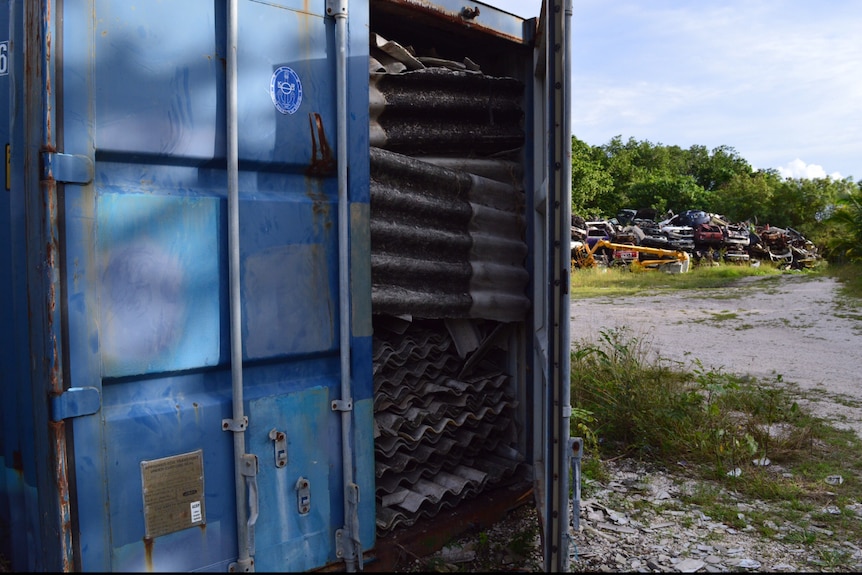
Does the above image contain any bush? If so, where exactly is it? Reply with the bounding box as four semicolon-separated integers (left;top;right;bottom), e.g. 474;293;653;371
570;327;809;474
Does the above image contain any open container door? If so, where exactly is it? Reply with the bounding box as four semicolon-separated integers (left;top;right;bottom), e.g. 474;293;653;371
365;0;572;570
531;0;574;570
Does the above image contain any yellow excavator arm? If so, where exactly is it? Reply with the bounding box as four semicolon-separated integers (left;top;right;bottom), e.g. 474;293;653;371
573;239;691;273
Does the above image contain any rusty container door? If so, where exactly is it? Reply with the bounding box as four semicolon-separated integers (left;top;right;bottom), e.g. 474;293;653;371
0;0;374;571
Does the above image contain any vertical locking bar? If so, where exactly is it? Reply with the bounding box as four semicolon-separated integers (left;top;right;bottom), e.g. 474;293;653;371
325;0;360;570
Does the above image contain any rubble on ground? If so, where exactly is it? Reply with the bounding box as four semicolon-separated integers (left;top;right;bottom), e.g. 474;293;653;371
569;458;862;572
400;458;862;572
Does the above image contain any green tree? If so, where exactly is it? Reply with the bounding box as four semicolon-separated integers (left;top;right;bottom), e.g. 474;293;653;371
706;170;777;223
687;144;752;192
766;176;842;236
571;137;613;215
595;136;702;215
626;173;706;215
823;181;862;262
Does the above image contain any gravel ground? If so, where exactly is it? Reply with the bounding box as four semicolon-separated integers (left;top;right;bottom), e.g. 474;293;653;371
571;273;862;438
410;272;862;572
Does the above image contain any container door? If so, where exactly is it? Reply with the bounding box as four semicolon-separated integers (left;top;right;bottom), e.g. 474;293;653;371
50;0;373;571
530;0;573;571
5;1;81;570
2;1;68;572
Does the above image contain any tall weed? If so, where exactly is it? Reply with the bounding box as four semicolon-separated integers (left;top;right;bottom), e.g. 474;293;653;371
570;327;808;474
571;327;699;455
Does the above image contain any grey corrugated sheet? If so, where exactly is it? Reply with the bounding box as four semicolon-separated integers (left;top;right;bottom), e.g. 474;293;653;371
369;48;528;535
370;68;525;155
370;147;529;321
369;47;528;322
373;320;523;533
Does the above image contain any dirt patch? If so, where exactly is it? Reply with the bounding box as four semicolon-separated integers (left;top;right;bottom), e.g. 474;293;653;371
570;273;862;438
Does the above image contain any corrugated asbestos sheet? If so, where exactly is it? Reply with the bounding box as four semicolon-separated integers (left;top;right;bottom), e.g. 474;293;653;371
370;147;529;321
369;38;529;321
373;319;523;532
369;35;529;534
370;67;525;155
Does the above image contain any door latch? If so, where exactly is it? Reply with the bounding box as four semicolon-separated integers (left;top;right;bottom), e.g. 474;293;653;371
268;428;287;468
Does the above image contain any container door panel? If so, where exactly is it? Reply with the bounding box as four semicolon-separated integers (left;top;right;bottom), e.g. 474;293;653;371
96;194;221;377
248;388;332;572
530;0;572;570
59;0;372;571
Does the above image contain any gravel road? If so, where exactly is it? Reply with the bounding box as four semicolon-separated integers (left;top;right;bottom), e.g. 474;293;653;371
569;273;862;438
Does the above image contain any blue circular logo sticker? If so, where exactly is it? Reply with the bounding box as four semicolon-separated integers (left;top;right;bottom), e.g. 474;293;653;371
270;66;302;115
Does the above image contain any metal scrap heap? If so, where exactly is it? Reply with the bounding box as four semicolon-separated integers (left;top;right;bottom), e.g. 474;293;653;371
572;210;820;270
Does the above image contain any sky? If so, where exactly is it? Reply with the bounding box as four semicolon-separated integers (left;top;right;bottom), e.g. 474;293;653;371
488;0;861;181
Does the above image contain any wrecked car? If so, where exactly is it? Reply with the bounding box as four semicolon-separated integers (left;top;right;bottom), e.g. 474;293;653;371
692;222;724;247
584;220;617;249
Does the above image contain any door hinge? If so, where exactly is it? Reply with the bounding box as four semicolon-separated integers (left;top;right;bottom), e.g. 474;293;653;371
50;386;101;421
41;151;93;184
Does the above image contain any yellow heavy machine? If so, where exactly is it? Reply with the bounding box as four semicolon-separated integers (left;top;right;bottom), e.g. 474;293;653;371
572;239;691;274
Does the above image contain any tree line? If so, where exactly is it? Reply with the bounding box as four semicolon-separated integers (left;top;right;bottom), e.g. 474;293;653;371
571;135;862;262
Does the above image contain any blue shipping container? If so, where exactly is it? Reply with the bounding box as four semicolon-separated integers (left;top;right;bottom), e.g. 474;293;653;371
0;0;573;571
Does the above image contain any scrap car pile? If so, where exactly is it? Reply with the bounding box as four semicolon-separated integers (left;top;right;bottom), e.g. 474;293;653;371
572;208;820;272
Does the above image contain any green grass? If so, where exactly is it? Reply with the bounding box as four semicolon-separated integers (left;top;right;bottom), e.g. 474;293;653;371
828;262;862;300
690;310;741;324
827;263;862;331
570;321;862;570
571;259;787;298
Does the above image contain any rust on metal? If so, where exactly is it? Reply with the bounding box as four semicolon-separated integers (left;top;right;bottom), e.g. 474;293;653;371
305;115;333;232
44;2;53;144
50;420;72;572
460;6;480;20
306;112;336;177
306;188;332;236
374;0;528;46
30;0;74;569
144;537;154;572
364;482;533;572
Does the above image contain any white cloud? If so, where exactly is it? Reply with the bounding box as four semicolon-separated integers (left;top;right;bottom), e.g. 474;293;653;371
777;158;842;181
571;0;862;179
